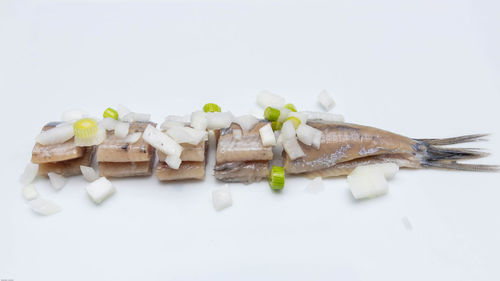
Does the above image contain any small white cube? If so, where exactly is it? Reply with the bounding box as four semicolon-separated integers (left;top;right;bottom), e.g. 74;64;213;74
259;123;276;146
347;171;388;200
48;172;66;190
318;90;336;111
22;184;39;200
86;177;116;204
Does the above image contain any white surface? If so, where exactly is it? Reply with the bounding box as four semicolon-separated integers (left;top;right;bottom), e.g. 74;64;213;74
1;0;500;280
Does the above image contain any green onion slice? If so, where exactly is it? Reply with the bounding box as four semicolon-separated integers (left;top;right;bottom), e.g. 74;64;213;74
284;103;297;112
269;166;285;190
285;116;301;129
264;107;280;121
203;103;221;113
103;107;119;120
271;121;283;131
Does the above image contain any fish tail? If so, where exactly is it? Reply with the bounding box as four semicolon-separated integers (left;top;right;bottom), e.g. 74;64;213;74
414;137;498;172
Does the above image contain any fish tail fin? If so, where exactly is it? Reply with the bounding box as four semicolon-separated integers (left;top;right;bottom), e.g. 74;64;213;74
414;136;498;172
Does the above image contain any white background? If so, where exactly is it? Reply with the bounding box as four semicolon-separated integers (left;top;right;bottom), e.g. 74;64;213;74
1;0;500;280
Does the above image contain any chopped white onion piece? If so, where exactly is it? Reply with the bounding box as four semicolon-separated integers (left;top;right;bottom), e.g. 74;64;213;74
100;117;118;131
234;115;259;131
143;124;183;157
165;155;182;170
116;104;131;120
206;112;234;130
233;129;242;140
281;120;296;140
74;126;106;147
212;185;232;211
86;177;116;204
35;124;74;145
249;107;264;119
48;172;66;190
61;109;87;122
190;111;208;131
303;111;344;123
296;124;322;149
160;120;185;131
121;112;151;123
22;184;39;200
29;198;61;216
259;123;276;147
164;115;191;124
288;112;308;125
348;171;388;200
20;163;38;185
318;90;336;111
114;122;130;138
124;132;142;144
350;163;399;180
282;137;305;160
304;177;325;194
277;107;291;123
257;90;286;108
80;166;100;182
166;126;206;145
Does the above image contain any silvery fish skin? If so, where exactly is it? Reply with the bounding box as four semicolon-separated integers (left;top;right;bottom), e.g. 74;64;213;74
285;121;495;177
214;161;269;183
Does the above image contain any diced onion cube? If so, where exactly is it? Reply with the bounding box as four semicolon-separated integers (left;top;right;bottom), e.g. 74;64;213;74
280;120;296;140
277;108;291;123
296;124;322;149
350;163;399;180
86;177;116;204
259;123;276;146
100;117;118;131
80;166;100;182
191;111;208;131
29;198;61;216
348;171;388;200
257;90;286;108
22;184;39;200
282;137;305;160
124;132;142;144
212;186;232;211
206;112;233;130
234;115;259;131
35;125;74;145
19;163;38;185
121;112;151;123
116;104;131;120
166;126;206;145
318;90;336;111
114;122;130;138
143;125;183;157
161;120;186;130
165;155;182;170
48;172;66;190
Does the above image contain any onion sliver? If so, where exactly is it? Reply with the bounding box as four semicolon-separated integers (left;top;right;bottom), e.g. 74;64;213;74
166;126;206;146
124;132;142;144
80;166;100;182
100;117;118;131
35;124;74;145
259;123;276;147
296;124;322;149
22;184;39;200
143;124;183;157
282;137;305;160
48;172;66;190
20;163;38;185
29;198;61;216
86;177;116;204
165;155;182;170
191;111;208;131
234;115;259;132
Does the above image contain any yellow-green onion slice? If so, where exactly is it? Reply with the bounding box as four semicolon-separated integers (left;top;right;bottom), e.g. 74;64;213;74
103;107;119;120
284;103;297;112
269;166;285;190
271;121;283;131
264;107;280;121
203;103;221;113
285;116;301;129
73;118;98;138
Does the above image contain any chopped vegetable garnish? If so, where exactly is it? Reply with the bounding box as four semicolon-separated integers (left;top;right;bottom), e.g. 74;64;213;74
259;123;276;146
203;103;221;113
29;198;61;216
284;103;297;112
264;106;280;121
86;177;116;204
269;166;285;190
271;121;283;131
285;116;301;129
103;107;119;120
73;118;98;138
